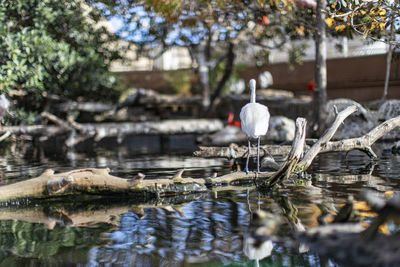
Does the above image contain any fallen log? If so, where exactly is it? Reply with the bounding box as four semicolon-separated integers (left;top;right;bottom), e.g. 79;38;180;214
193;144;293;159
52;89;203;113
296;105;358;170
54;101;114;113
0;168;208;203
0;118;224;143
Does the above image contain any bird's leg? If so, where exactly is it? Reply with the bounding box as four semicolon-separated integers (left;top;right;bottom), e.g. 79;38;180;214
245;138;251;174
257;137;260;173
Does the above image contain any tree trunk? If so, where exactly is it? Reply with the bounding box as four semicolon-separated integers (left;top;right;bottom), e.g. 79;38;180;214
313;0;328;133
382;10;396;101
190;45;211;111
208;42;235;113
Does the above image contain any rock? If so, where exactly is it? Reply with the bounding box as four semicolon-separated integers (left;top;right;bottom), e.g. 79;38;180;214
198;116;295;145
229;79;245;95
392;141;400;154
259;71;274;89
265;116;295;142
260;155;280;171
198;125;247;145
378;100;400;139
377;99;400;121
325;98;377;139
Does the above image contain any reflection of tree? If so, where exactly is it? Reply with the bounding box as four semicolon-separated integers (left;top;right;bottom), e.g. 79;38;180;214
87;196;328;266
0;220;111;265
0;190;349;266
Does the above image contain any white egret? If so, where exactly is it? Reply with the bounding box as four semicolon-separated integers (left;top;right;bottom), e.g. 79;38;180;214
240;79;270;173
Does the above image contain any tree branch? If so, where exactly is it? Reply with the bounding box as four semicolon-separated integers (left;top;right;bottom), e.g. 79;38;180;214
319;115;400;157
297;105;358;170
193;144;292;158
208;42;235;112
260;118;307;188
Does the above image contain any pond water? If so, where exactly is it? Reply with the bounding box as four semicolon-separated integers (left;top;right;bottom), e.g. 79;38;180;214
0;138;399;266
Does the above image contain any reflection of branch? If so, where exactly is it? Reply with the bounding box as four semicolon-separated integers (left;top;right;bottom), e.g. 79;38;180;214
0;206;128;229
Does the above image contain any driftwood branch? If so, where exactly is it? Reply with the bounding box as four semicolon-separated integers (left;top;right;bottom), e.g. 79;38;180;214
297;105;358;170
318;115;400;157
0;131;10;142
261;118;307;188
0;168;209;203
195;105;400;178
0;119;224;141
193;144;292;158
298;113;400;171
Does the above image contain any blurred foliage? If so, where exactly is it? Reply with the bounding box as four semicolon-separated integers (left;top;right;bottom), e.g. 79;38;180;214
162;70;193;95
326;0;400;41
288;42;308;69
97;0;302;57
2;107;38;125
0;0;122;116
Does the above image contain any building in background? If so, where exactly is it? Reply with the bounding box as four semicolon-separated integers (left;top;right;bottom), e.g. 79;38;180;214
110;45;192;72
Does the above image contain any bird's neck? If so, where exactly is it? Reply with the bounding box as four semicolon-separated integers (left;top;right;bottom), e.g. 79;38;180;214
250;89;256;103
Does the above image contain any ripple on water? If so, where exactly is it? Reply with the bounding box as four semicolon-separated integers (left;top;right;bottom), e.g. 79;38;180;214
0;143;399;266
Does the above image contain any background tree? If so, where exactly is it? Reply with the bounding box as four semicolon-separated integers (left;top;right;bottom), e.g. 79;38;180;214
0;0;121;124
313;0;327;133
98;0;301;113
326;0;400;101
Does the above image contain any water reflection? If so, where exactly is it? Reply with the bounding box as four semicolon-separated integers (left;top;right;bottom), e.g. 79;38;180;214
0;141;399;266
0;219;112;265
0;143;226;183
86;195;325;266
0;190;339;266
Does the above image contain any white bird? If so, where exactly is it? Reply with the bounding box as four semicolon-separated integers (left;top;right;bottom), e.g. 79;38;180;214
240;79;270;173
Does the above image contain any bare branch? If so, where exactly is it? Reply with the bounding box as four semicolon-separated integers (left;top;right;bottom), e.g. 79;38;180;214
319;115;400;157
298;105;358;170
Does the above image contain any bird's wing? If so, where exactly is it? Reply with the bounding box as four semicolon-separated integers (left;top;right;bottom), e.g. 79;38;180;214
240;104;255;137
253;104;269;136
